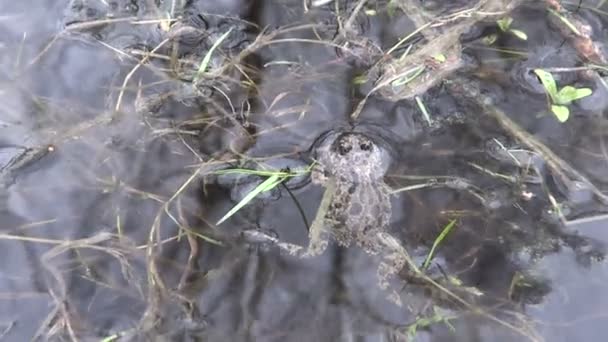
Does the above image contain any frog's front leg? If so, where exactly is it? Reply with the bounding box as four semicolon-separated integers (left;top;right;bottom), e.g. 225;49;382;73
375;232;407;307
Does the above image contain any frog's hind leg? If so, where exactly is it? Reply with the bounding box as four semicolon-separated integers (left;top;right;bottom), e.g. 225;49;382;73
241;179;337;258
283;178;338;258
240;183;335;258
375;232;407;307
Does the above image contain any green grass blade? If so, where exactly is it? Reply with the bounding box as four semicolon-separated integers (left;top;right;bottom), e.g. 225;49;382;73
398;43;414;60
392;65;426;86
548;9;581;35
415;96;432;125
260;175;288;191
423;219;457;270
212;167;310;177
213;168;291;177
195;27;233;81
216;174;281;225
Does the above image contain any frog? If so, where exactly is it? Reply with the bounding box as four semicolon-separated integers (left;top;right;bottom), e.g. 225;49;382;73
242;130;407;306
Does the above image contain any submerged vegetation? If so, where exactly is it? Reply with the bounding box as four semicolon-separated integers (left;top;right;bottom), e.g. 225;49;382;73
1;0;608;341
214;165;312;225
533;68;593;122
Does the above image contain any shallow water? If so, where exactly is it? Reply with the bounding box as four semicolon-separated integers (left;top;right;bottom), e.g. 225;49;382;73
1;0;608;341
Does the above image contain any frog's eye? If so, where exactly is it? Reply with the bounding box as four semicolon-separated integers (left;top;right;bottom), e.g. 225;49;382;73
360;141;372;151
338;143;352;155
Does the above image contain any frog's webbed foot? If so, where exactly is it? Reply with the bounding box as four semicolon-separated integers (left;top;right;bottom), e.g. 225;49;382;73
375;232;407;307
241;229;304;256
240;228;329;259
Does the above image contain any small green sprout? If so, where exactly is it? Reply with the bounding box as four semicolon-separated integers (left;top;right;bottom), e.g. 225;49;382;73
496;17;528;41
195;27;233;82
533;69;593;122
422;219;457;270
215;166;312;225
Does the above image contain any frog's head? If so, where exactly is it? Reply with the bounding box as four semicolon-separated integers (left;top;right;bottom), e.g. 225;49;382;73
319;132;390;182
332;133;374;158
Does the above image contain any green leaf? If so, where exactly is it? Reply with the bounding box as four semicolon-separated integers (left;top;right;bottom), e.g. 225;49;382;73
216;174;283;225
556;86;592;104
422;219;457;270
432;53;446;63
497;17;513;32
482;34;498;45
572;87;593;100
195;27;233;81
533;69;558;102
551;105;570;122
509;29;528;41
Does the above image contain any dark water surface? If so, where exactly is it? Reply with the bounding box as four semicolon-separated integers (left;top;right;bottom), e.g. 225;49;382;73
2;0;608;341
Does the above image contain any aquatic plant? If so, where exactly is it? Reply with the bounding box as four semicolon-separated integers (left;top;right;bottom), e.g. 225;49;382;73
215;166;312;225
497;16;528;41
533;68;592;122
